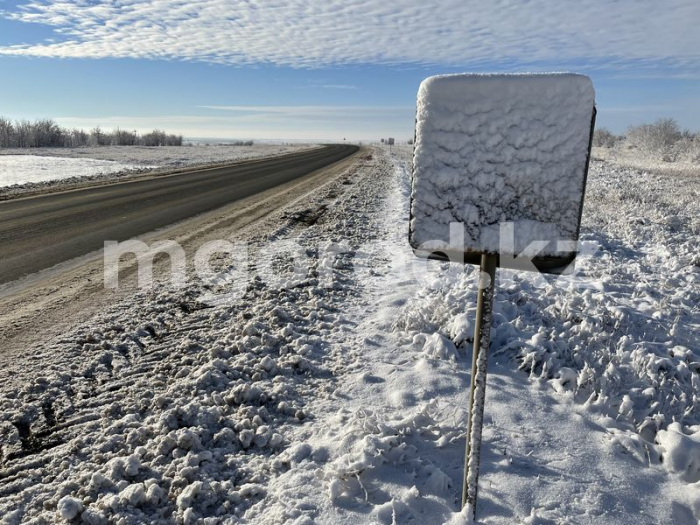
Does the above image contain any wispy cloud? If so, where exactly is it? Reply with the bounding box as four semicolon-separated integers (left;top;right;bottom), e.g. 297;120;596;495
321;84;359;90
0;1;697;72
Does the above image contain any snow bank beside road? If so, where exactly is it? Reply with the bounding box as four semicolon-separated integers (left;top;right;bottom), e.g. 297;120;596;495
0;148;395;524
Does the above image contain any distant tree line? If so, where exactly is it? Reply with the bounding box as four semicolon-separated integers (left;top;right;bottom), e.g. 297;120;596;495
0;117;183;148
215;140;254;146
594;118;700;163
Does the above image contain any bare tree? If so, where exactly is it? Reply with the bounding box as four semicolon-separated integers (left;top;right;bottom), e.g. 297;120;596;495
0;117;15;147
0;116;186;149
15;120;33;148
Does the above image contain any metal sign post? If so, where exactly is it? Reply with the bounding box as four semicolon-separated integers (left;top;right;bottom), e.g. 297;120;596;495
462;253;497;517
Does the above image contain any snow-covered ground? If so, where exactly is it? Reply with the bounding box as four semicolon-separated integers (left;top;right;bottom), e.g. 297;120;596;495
0;147;698;524
0;144;318;167
593;146;700;176
0;144;318;194
0;156;153;187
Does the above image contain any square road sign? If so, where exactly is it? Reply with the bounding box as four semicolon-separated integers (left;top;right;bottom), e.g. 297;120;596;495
409;73;596;274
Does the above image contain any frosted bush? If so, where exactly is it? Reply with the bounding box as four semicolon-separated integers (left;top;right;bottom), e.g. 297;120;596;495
624;118;700;163
592;127;619;148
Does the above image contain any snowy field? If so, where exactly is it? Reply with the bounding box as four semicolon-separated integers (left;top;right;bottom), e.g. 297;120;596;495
0;155;153;187
0;144;318;193
593;145;700;175
0;147;699;524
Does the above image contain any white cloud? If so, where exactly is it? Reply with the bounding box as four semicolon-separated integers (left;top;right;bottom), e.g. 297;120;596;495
0;0;697;71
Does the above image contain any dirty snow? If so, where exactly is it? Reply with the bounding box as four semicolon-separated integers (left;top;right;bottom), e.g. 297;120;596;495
410;73;595;256
1;145;699;524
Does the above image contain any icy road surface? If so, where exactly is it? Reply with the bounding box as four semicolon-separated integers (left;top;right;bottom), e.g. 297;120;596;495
0;147;698;524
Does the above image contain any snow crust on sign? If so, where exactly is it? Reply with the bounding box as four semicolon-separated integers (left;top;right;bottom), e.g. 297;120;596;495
410;73;595;256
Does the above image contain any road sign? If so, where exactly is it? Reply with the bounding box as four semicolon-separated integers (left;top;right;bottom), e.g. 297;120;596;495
411;73;596;275
409;73;596;519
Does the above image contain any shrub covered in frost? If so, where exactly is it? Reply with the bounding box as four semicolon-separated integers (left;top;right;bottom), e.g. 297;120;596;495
592;127;620;148
625;118;700;163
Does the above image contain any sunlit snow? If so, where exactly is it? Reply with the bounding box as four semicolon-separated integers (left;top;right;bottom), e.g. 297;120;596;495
0;155;149;187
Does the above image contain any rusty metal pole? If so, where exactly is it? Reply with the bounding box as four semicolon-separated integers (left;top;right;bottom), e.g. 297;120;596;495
462;253;498;518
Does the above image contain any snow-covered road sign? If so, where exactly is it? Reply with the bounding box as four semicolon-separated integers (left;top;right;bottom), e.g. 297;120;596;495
410;73;596;274
408;73;596;520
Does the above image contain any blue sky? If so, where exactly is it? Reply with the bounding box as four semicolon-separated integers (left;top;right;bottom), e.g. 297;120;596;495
0;0;698;141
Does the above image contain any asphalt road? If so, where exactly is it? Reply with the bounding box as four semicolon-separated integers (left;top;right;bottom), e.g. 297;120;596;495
0;144;358;285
